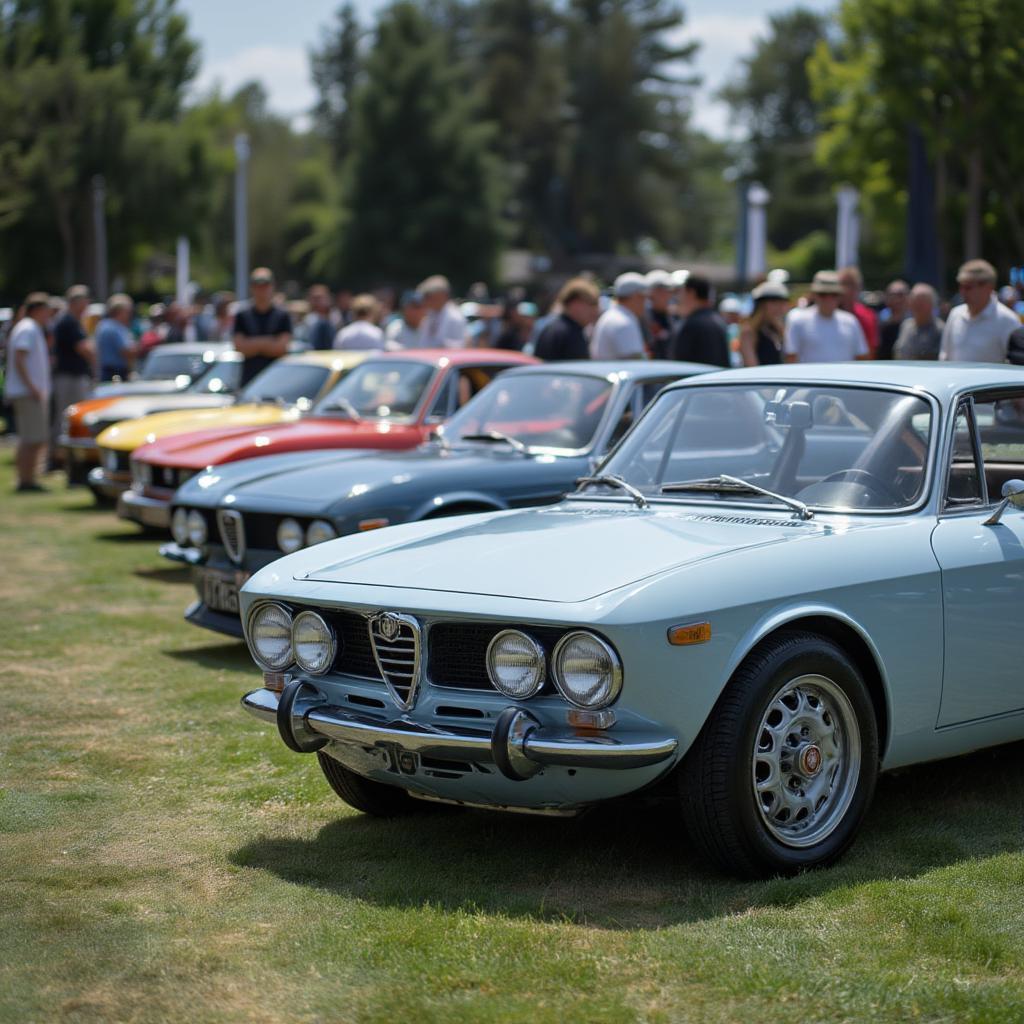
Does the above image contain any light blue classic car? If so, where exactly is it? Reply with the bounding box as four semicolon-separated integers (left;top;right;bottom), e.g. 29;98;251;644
238;363;1024;876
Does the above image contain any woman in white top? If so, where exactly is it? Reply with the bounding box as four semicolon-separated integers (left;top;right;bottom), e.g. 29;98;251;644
334;294;384;350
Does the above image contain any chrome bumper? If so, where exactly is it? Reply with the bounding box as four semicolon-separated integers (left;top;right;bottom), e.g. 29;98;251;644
243;684;678;781
118;489;171;527
87;466;130;499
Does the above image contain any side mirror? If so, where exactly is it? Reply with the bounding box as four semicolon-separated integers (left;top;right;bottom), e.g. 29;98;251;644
983;478;1024;526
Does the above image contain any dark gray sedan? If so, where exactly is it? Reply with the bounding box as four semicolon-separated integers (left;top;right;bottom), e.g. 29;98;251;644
162;361;713;636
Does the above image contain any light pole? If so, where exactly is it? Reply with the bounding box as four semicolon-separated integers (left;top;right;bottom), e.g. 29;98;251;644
234;133;250;299
835;185;860;269
745;183;771;283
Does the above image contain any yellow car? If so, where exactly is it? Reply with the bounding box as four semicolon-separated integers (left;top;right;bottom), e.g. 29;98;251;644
89;350;366;502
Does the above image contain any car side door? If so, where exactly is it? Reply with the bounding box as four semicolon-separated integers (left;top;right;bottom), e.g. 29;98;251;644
931;390;1024;726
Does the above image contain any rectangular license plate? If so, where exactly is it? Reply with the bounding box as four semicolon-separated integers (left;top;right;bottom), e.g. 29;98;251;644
200;571;239;614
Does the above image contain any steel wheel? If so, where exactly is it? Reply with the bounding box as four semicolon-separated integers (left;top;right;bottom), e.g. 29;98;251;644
752;674;861;848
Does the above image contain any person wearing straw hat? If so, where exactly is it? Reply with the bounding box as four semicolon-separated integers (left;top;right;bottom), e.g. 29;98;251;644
784;270;869;363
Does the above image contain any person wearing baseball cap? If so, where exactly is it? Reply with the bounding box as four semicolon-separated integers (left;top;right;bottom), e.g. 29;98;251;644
234;267;292;385
783;270;869;363
645;269;675;358
590;273;648;360
939;259;1020;362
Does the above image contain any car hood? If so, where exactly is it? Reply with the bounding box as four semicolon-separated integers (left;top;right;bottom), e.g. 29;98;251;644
87;393;233;426
96;403;299;452
91;379;186;398
228;444;569;511
300;503;840;602
130;417;423;470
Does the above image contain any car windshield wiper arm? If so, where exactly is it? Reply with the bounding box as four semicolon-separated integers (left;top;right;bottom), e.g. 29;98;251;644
660;474;813;520
575;474;650;509
317;396;359;419
459;431;529;454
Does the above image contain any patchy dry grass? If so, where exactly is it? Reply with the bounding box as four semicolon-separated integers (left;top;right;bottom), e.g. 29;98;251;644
2;449;1024;1023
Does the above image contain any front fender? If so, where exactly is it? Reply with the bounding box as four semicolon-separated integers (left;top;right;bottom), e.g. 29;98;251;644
410;491;508;521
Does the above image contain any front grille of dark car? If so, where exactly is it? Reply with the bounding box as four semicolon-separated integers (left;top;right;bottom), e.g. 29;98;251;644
322;610;383;681
217;509;245;563
103;449;131;474
151;464;178;490
239;513;287;551
427;622;567;692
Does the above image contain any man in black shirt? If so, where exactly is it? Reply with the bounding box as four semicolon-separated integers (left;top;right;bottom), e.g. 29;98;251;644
669;275;730;367
52;284;94;461
234;267;292;386
534;278;600;361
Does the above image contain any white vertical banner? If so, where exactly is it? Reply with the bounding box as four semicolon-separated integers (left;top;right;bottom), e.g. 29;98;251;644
176;236;190;307
745;183;771;281
835;185;860;268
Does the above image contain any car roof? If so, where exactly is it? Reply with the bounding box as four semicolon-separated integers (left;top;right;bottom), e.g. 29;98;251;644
355;348;538;367
147;341;232;355
495;360;717;382
661;361;1024;405
283;350;369;371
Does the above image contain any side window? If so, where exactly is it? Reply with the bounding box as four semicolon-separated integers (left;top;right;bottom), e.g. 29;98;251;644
946;402;983;507
455;366;503;408
605;379;678;451
972;391;1024;501
426;374;455;421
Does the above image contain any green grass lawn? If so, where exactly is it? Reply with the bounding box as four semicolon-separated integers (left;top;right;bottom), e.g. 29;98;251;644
2;449;1024;1023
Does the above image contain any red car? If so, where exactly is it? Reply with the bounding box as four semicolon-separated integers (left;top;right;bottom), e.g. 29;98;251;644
119;349;537;528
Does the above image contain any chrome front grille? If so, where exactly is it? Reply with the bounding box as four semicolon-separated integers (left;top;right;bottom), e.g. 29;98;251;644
368;612;421;708
217;509;246;564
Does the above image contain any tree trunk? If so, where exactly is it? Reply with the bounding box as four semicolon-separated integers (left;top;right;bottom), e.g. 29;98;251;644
964;146;983;260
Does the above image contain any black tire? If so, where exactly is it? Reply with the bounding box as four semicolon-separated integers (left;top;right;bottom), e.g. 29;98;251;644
316;751;416;817
680;630;879;878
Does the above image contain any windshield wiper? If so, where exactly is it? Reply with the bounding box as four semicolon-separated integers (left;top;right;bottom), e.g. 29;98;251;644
317;396;360;419
660;474;813;520
575;474;650;509
459;431;529;454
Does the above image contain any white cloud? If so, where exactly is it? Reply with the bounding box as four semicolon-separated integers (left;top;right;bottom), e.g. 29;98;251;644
193;45;315;119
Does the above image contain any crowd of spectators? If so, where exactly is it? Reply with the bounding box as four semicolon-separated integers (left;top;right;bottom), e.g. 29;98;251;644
4;256;1024;492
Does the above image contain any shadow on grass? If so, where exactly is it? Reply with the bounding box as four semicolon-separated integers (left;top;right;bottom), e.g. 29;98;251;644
231;740;1024;929
164;641;250;672
93;529;162;543
134;565;189;583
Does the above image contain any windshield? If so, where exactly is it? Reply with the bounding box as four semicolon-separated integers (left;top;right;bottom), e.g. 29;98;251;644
189;358;242;395
442;373;613;450
313;360;436;420
238;361;330;405
139;350;210;381
593;384;933;511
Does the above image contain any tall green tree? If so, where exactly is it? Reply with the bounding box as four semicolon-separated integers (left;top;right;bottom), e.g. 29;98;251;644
335;1;502;289
473;0;569;255
562;0;699;255
810;0;1024;280
0;0;213;297
719;8;832;252
310;3;363;163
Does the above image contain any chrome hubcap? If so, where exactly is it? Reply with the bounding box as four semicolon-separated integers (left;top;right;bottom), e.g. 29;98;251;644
752;674;861;848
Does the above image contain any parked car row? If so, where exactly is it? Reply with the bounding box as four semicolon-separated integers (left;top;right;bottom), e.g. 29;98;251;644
68;353;1024;877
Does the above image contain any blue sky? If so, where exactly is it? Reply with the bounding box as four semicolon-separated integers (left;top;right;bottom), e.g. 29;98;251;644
182;0;835;137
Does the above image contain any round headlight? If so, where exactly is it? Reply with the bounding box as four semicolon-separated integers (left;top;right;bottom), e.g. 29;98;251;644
486;629;546;699
186;509;207;546
248;603;293;670
306;519;337;547
277;517;304;553
292;610;337;675
552;631;622;709
171;507;189;546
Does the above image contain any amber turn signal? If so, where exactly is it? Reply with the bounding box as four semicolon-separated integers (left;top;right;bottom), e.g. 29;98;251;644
263;671;288;692
667;622;711;646
567;708;616;731
358;518;390;531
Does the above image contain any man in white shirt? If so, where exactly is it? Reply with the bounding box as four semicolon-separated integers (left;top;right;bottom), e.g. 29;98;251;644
590;273;648;360
334;294;384;350
4;292;53;491
784;270;869;363
939;259;1020;362
384;291;427;349
416;275;468;348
